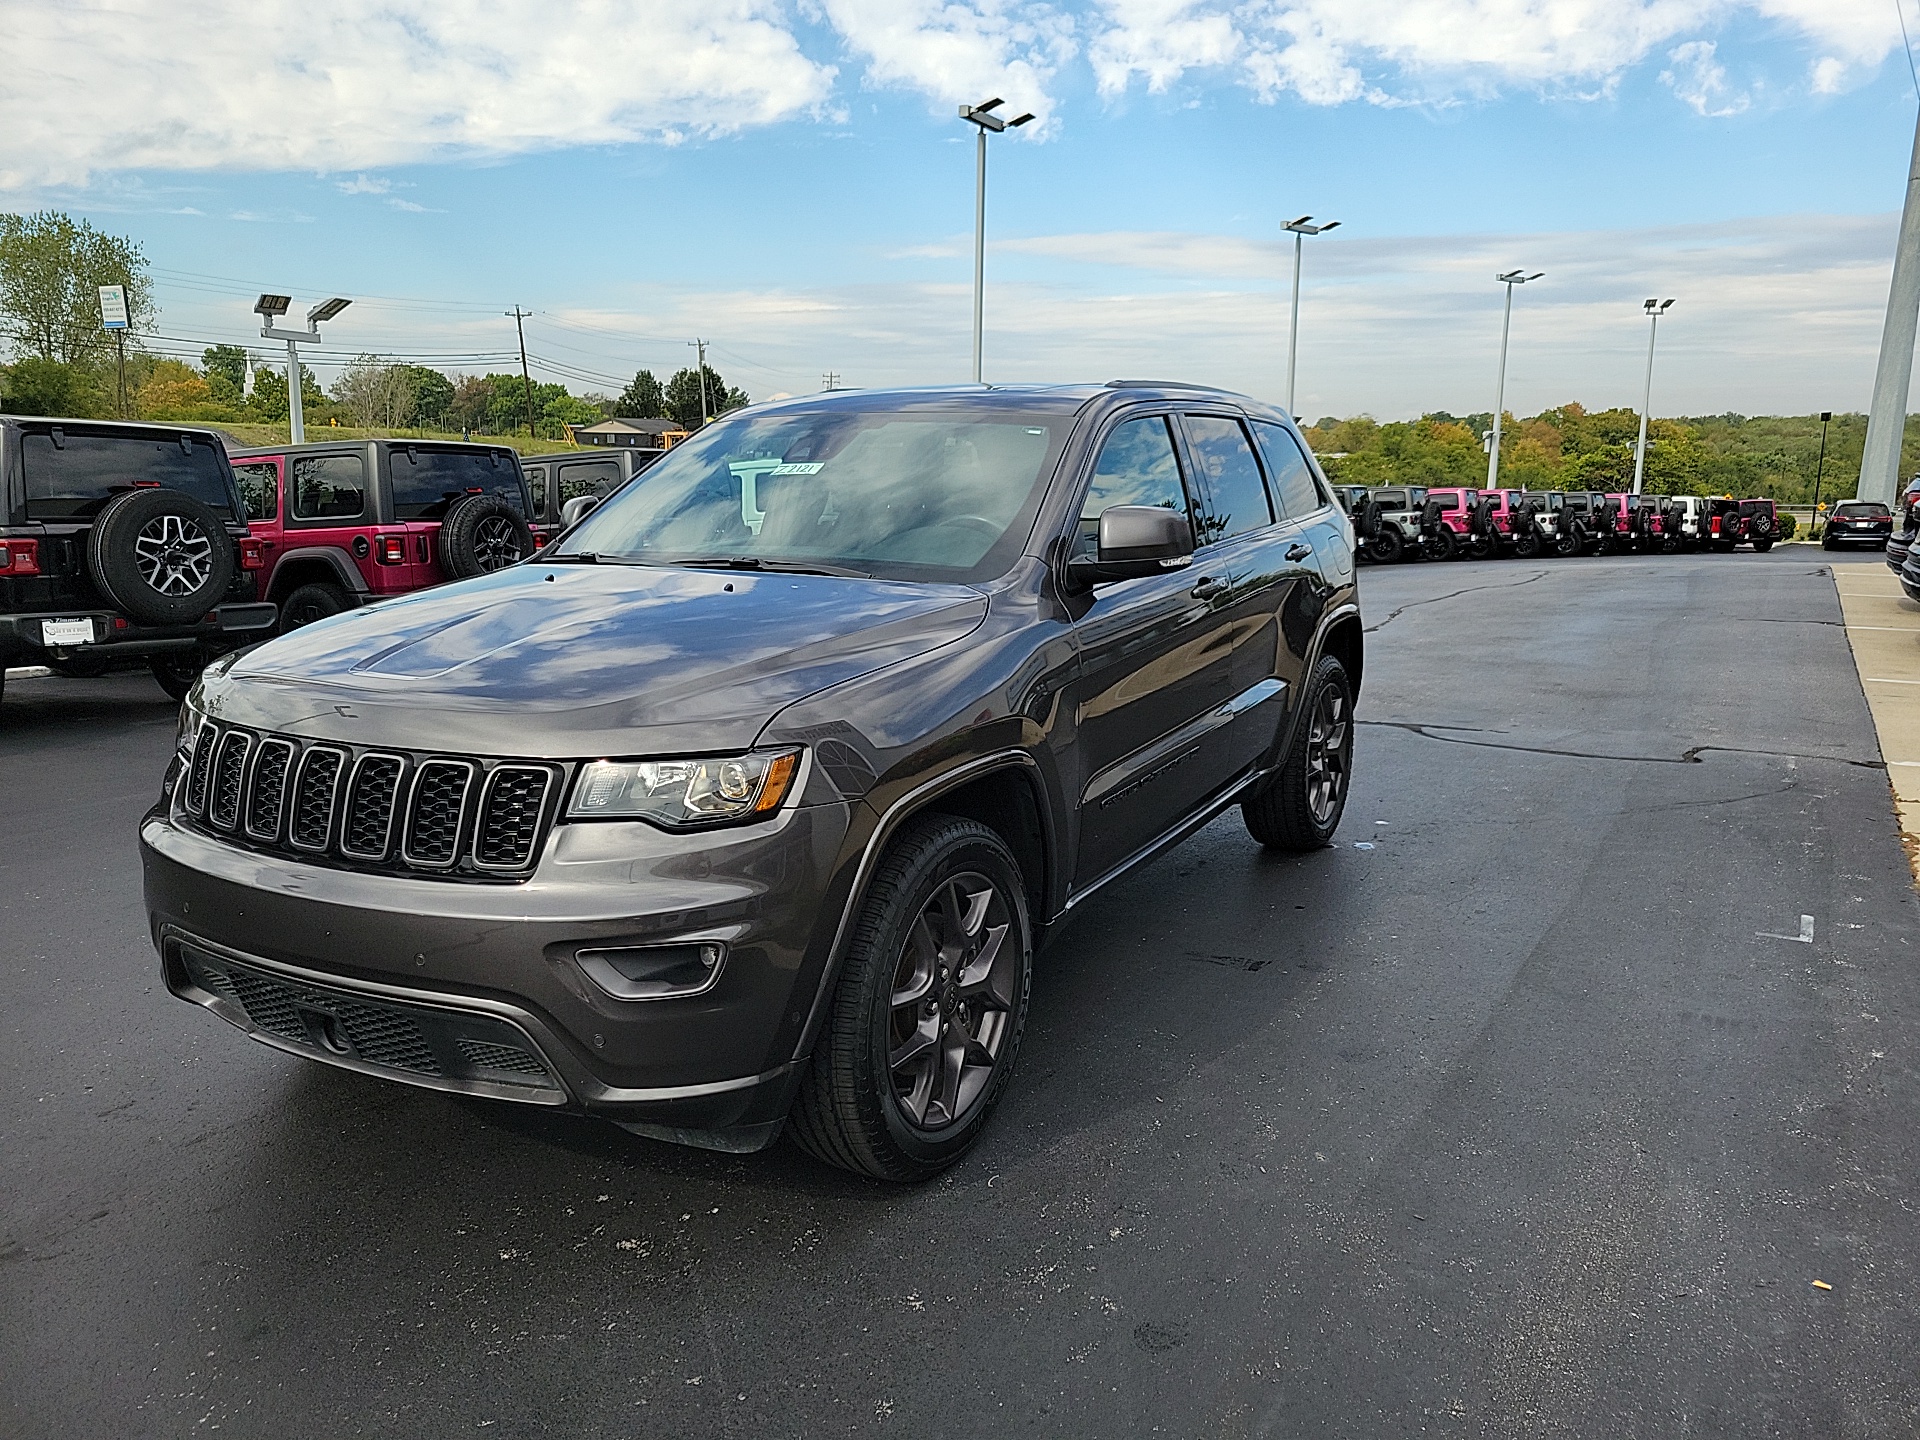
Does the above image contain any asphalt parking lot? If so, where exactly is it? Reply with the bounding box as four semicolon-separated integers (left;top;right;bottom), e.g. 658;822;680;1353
4;548;1917;1438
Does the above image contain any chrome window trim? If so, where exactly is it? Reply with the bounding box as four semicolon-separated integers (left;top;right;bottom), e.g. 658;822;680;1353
287;744;349;854
338;751;409;861
400;758;478;870
471;763;558;873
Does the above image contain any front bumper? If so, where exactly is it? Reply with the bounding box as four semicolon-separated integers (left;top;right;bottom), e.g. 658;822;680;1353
1;602;277;663
141;791;855;1145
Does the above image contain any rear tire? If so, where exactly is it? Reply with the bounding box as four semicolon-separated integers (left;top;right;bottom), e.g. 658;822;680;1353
1242;654;1354;851
789;815;1032;1182
1369;526;1405;564
45;653;112;679
1424;527;1456;561
280;582;349;632
148;650;205;701
1752;538;1774;553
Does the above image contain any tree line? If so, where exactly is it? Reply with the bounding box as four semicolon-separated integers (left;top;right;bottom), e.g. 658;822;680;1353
0;208;748;437
1301;404;1919;504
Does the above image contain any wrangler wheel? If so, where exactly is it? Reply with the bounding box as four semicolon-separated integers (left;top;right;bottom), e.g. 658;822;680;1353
790;815;1031;1181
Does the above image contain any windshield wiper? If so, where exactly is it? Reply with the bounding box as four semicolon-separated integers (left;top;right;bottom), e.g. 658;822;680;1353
546;551;600;563
675;556;871;579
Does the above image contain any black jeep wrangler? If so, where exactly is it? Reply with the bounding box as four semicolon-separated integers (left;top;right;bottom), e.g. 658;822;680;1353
0;417;275;702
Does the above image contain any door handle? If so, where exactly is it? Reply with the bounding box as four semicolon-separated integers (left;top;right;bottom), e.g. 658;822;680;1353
1285;542;1312;561
1190;576;1225;600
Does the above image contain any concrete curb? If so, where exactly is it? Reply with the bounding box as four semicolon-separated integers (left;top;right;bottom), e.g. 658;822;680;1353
1830;561;1920;879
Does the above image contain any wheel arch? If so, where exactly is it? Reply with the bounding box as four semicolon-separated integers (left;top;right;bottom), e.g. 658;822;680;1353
1318;609;1364;698
264;547;366;604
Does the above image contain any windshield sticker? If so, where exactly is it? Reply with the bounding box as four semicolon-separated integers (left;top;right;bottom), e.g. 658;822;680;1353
771;462;824;475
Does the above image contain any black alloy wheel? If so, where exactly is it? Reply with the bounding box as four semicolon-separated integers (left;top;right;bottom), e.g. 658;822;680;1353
471;514;524;571
1513;531;1541;560
790;815;1032;1181
1466;530;1496;560
1424;526;1457;561
440;494;535;579
1369;526;1405;564
1553;527;1581;558
1242;653;1354;850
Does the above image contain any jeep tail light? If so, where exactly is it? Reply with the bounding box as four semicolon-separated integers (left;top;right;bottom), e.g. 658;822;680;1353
376;534;408;565
239;538;266;570
0;538;40;575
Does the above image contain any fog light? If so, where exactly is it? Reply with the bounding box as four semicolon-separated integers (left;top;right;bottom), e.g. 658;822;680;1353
576;942;726;1000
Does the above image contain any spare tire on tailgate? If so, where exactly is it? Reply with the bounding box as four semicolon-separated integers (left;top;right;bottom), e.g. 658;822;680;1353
440;493;534;579
88;488;235;626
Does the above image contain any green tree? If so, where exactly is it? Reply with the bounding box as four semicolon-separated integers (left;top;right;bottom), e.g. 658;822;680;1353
403;366;455;428
618;369;665;417
0;357;99;416
664;365;742;429
246;363;325;422
448;375;494;434
202;344;249;406
0;210;154;366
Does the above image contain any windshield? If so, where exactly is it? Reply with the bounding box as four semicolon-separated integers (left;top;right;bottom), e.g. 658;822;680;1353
558;408;1070;581
21;427;236;521
387;446;529;521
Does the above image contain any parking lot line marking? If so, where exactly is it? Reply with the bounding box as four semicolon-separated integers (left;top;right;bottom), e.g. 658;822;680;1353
1864;677;1920;685
1847;626;1920;632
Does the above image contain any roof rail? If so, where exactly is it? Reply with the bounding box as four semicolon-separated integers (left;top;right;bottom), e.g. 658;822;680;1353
1103;379;1239;394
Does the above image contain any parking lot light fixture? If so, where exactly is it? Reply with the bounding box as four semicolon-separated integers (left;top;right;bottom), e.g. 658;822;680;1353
959;97;1035;384
257;294;352;444
1486;270;1544;490
1282;217;1339;417
1631;298;1675;495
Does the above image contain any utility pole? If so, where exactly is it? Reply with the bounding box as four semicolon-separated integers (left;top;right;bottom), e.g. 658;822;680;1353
1859;103;1920;507
1812;410;1834;527
822;371;841;392
689;338;710;426
1486;270;1543;490
1282;216;1339;417
1631;298;1675;494
507;307;536;438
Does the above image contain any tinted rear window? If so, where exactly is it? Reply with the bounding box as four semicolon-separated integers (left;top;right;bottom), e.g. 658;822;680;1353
1836;502;1889;517
21;428;235;520
387;447;529;521
1375;490;1407;508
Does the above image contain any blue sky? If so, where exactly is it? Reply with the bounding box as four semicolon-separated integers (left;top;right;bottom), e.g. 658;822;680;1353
2;0;1916;419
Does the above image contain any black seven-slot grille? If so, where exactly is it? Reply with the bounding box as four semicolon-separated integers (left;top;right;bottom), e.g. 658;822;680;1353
179;721;561;880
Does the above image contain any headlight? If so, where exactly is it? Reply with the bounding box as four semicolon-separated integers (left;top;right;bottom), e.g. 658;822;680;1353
567;748;801;827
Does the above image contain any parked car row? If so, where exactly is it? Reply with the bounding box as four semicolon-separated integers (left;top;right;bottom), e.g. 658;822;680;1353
1329;485;1786;563
1;419;669;703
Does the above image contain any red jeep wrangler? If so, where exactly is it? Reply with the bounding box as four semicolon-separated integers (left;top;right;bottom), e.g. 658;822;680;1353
229;440;537;630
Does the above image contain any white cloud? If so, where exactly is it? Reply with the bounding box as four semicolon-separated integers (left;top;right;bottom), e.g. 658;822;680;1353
0;0;837;187
0;0;1904;186
820;0;1075;125
336;175;395;196
1087;0;1898;105
1662;39;1752;113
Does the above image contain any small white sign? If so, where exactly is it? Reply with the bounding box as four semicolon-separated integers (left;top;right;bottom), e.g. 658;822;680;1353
42;618;95;646
98;284;129;331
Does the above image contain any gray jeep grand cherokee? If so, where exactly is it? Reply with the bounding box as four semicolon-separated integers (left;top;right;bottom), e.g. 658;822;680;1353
142;382;1362;1180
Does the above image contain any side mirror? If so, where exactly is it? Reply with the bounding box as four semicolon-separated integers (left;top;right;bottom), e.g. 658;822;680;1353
1064;505;1194;589
559;494;600;528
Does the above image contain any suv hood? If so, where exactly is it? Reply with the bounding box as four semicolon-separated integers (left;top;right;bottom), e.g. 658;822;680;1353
205;563;987;756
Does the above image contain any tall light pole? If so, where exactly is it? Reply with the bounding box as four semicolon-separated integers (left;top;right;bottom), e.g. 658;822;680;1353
1812;409;1833;525
688;338;710;427
1631;298;1675;494
1282;216;1339;418
959;97;1034;384
1485;269;1543;490
257;294;350;444
1858;102;1920;507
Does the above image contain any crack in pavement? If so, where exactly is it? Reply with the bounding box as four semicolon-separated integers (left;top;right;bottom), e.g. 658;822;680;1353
1359;719;1885;770
1363;569;1549;633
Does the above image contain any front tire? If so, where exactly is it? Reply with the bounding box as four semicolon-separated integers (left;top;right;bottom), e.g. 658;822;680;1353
1242;654;1354;851
789;815;1032;1182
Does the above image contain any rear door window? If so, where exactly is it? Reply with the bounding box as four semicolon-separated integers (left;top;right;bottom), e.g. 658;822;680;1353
1249;421;1324;521
232;461;279;522
291;454;367;521
387;447;529;521
1181;415;1273;542
522;464;550;520
557;459;625;506
20;428;235;520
